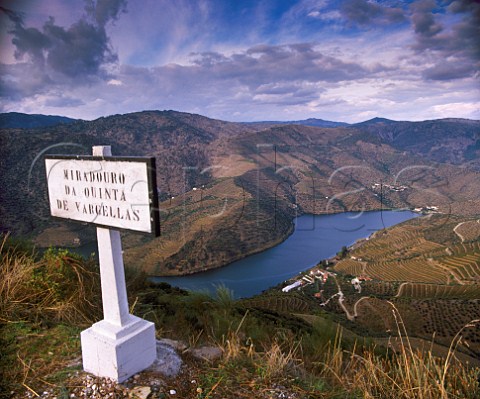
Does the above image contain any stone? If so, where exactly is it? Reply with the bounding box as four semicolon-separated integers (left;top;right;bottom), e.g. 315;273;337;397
157;338;187;352
147;340;183;378
129;386;151;399
188;346;223;362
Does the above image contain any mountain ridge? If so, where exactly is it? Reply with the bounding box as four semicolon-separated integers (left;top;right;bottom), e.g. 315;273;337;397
1;109;479;276
2;110;478;128
242;117;349;128
0;112;79;129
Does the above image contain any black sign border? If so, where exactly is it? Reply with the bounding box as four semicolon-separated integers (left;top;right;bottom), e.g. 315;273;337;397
45;155;160;237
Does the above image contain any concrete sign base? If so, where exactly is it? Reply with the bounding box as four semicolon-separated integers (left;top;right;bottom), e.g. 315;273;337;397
81;315;156;383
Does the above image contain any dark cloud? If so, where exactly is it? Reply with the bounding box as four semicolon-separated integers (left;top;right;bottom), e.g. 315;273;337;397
422;61;475;81
190;43;373;89
0;62;52;101
114;44;377;112
411;0;480;80
84;0;127;27
11;23;51;65
340;0;406;26
0;6;51;65
411;0;443;37
448;0;480;61
1;0;126;81
43;17;116;77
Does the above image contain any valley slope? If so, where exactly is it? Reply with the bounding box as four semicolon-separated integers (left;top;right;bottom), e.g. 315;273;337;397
1;110;479;362
1;111;479;276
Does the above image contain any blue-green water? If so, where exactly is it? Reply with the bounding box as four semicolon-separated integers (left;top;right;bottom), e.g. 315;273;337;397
152;210;418;298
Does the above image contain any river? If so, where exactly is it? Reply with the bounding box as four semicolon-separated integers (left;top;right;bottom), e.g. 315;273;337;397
151;210;419;298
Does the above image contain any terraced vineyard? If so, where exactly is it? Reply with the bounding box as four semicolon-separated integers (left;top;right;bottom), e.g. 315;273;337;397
362;281;398;297
327;215;480;362
397;283;480;299
437;256;480;283
352;225;445;262
333;258;364;275
363;259;448;283
454;220;480;242
450;241;480;255
435;242;480;284
241;293;313;314
333;221;480;285
334;256;450;283
354;226;425;262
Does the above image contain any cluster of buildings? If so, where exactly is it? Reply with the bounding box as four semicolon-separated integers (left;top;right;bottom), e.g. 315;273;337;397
281;264;373;298
281;268;332;292
413;205;439;213
371;183;408;192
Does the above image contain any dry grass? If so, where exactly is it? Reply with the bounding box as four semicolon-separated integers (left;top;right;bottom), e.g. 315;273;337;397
260;338;302;380
0;237;38;322
210;306;479;397
219;310;254;361
0;235;102;325
2;234;479;398
317;303;480;399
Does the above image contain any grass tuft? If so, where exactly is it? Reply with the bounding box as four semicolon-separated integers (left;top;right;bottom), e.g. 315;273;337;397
0;236;102;326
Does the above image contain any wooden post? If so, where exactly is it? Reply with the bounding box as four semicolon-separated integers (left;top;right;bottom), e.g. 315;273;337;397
80;146;156;382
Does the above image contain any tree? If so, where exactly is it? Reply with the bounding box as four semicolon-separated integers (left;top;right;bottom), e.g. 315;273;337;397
337;246;348;259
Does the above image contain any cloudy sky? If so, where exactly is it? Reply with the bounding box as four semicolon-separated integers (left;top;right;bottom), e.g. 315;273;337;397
0;0;479;123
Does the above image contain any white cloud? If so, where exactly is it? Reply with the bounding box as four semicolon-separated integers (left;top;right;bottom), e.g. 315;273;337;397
430;102;480;120
107;79;123;86
308;10;341;21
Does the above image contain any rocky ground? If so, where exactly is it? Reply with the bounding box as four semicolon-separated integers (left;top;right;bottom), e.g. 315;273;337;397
16;339;303;399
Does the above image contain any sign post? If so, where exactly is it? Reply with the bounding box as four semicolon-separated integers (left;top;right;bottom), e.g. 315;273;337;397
45;145;159;382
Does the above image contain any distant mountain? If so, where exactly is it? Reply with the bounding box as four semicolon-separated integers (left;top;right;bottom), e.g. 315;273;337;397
1;110;480;277
243;118;349;128
353;117;398;125
0;112;78;129
351;117;480;167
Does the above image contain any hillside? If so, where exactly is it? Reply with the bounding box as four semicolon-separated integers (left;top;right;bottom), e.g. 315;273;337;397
242;117;349;128
1;239;479;399
1;111;479;276
351;118;480;169
0;112;78;129
274;213;480;362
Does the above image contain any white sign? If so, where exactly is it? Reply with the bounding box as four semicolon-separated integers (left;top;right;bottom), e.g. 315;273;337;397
45;155;159;235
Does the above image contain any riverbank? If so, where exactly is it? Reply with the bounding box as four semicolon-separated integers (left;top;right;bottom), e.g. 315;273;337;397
152;210;419;298
41;208;418;282
151;206;412;278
